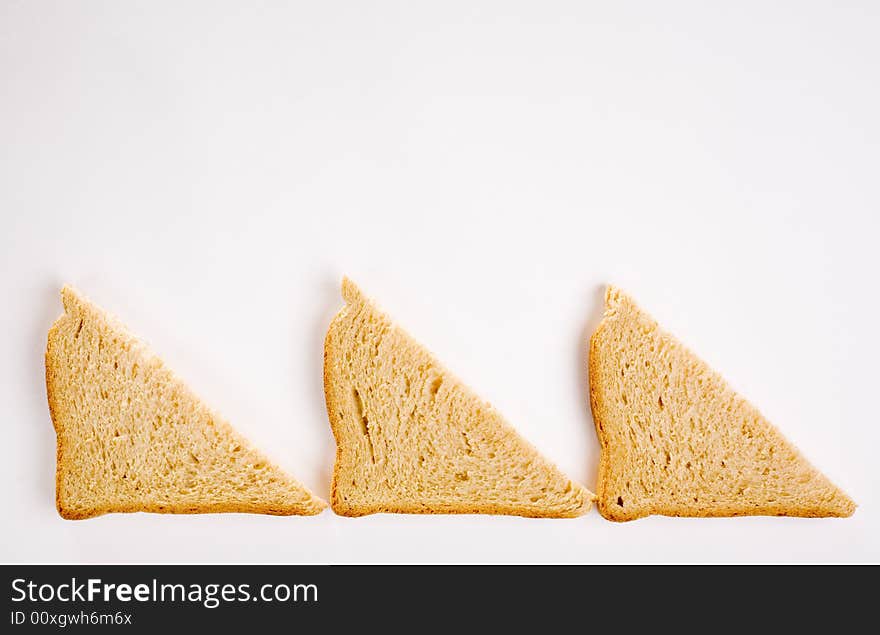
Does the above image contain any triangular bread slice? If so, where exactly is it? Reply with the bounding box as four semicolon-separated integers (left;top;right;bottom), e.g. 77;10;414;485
46;286;327;519
323;278;592;517
589;285;855;521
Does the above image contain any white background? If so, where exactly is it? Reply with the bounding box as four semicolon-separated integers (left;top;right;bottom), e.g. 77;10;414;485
1;1;877;563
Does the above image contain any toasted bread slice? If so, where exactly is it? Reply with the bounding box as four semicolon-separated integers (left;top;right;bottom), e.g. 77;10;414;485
46;286;326;519
589;286;855;521
323;278;592;517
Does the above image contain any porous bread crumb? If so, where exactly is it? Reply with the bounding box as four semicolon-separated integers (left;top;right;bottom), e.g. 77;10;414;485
46;286;326;519
589;285;855;521
324;278;593;517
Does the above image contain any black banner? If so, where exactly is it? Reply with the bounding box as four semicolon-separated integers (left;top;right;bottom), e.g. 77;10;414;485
0;564;869;630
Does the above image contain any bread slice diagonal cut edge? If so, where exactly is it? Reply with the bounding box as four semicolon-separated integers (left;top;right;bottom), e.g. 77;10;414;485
588;285;855;521
323;278;593;518
46;286;327;519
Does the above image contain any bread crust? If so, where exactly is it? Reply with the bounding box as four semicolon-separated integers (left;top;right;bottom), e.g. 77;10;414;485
324;279;592;518
322;303;350;516
45;319;68;517
588;286;855;521
587;312;619;521
46;288;327;519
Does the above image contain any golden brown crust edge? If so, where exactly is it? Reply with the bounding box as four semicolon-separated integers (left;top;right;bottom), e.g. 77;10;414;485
588;304;630;521
55;503;319;521
46;291;326;520
331;500;588;518
323;301;349;516
45;317;69;518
